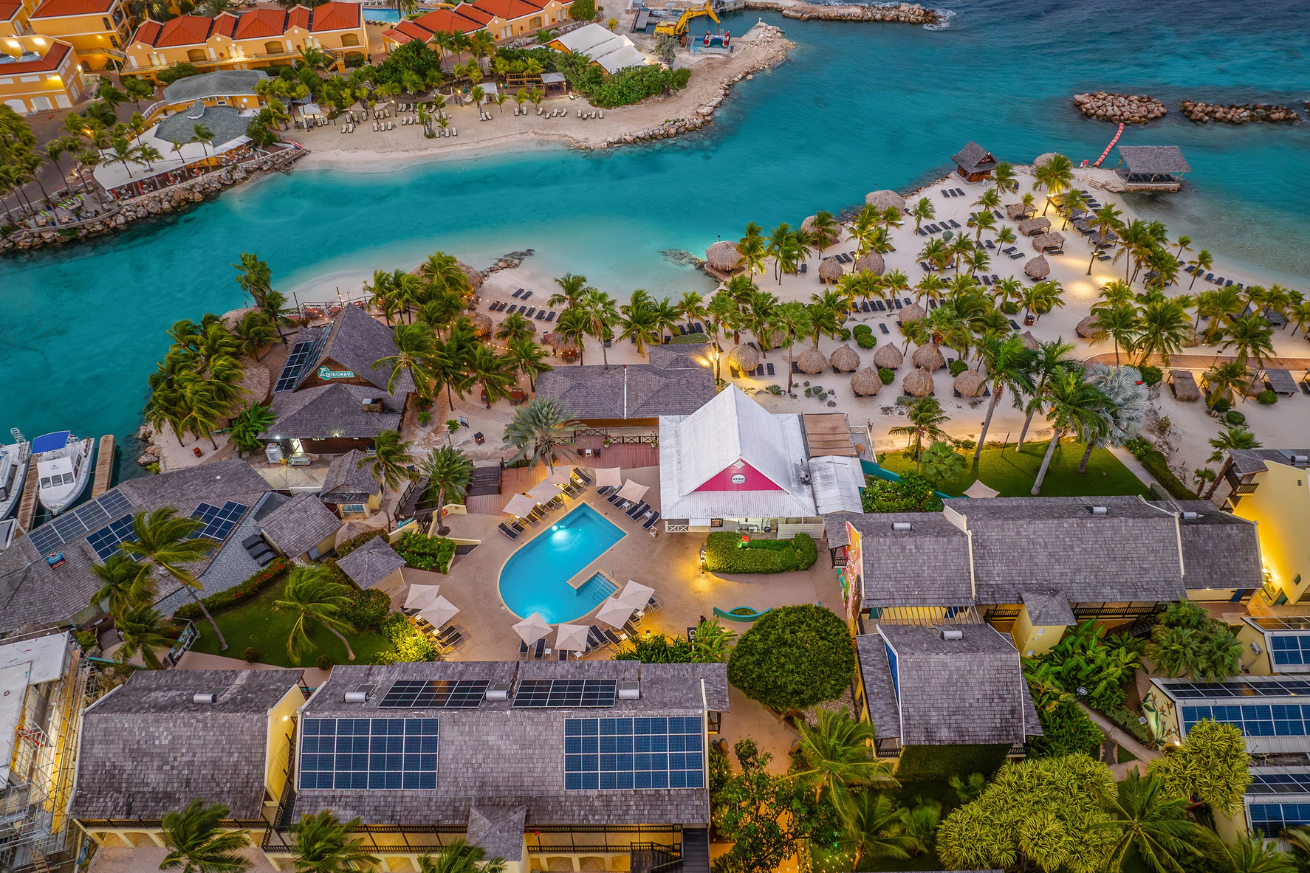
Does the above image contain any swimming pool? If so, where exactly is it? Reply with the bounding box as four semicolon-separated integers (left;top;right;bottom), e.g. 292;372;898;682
498;504;625;622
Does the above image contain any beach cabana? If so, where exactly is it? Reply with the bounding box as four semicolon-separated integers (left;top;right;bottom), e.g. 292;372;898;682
541;71;568;98
873;344;904;370
851;368;882;396
470;313;493;338
543;331;579;362
728;343;759;374
705;240;744;276
1075;315;1100;338
1181;326;1203;347
830;345;861;373
912;345;946;371
853;252;885;275
595;467;623;489
903;367;935;397
950;141;997;182
1006;203;1033;221
1265;369;1298;396
1024;255;1050;280
1017;217;1051;237
1031;232;1065;253
899;303;926;324
865;190;906;213
954;370;986;397
818;257;845;284
1168;370;1200;402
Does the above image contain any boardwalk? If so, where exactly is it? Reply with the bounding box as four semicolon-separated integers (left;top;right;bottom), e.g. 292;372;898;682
15;456;39;533
92;435;115;498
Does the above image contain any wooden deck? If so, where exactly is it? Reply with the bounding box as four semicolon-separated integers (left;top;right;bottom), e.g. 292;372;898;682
92;435;115;498
15;455;39;533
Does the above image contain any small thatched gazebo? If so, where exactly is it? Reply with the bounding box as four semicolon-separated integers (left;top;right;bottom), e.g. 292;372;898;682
470;313;493;338
851;368;882;396
1075;315;1100;338
1017;217;1052;237
543;331;579;361
912;344;946;370
1031;232;1065;252
335;521;371;548
1006;203;1032;221
1018;330;1039;350
705;241;744;276
865;190;906;213
830;345;861;373
1034;152;1058;167
873;344;904;370
903;367;935;397
797;348;828;374
818;257;845;284
899;303;927;324
853;251;885;276
1169;370;1201;401
954;369;986;398
728;343;760;374
1024;255;1051;280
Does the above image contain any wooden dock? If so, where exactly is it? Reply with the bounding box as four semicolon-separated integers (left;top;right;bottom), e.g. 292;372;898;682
91;435;115;498
15;455;40;534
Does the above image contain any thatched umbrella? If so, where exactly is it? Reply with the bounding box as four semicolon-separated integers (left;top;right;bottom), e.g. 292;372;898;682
470;313;493;338
457;260;483;292
543;331;578;355
818;257;845;284
899;302;927;324
1005;203;1031;221
912;344;946;370
1024;255;1051;280
728;343;760;373
954;369;986;397
1034;152;1058;167
830;345;861;373
797;348;827;374
853;251;885;275
873;344;904;369
800;215;818;233
851;368;882;396
865;190;906;213
1019;330;1039;350
903;367;935;397
1017;217;1051;236
1031;232;1065;252
1170;370;1201;401
1181;326;1203;348
1075;315;1100;338
705;241;744;274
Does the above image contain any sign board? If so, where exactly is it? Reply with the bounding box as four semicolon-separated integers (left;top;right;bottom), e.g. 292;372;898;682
317;366;355;380
458;416;470;428
841;521;863;622
730;473;746;485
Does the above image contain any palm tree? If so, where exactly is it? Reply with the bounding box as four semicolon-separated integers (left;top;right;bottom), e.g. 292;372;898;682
1094;771;1207;873
738;222;767;276
808;210;840;250
274;565;358;662
992;161;1018;195
1015;338;1077;452
910;197;935;233
1034;153;1073;215
1030;367;1111;495
1134;298;1191;366
1204;362;1250;409
973;334;1035;462
160;799;251;873
113;605;176;669
503;397;579;471
548;272;590;310
1218;314;1275;379
290;811;378;873
190;123;215;158
837;793;920;867
416;838;506;873
232;311;277;362
1079;363;1147;473
119;508;227;650
1216;834;1296;873
772;301;810;393
494;311;536;344
467;344;515;409
889;397;950;471
1187;249;1214;289
617;296;661;358
506;336;551;392
1058;189;1087;229
677;290;709;328
552;307;590;365
90;554;153;617
580;288;619;367
1090;303;1139;367
422;445;474;536
358;430;416;529
792;709;897;811
1021;280;1066;323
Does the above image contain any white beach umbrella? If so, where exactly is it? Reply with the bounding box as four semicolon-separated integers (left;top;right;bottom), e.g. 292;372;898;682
403;583;441;611
595;467;622;489
547;467;574;485
555;623;590;653
615;480;649;503
513;612;552;645
595;597;636;629
503;494;537;517
528;480;560;503
418;596;460;629
616;580;655;610
964;480;1000;499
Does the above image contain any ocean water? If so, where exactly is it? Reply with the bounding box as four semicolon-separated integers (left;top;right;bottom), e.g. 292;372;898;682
2;0;1308;479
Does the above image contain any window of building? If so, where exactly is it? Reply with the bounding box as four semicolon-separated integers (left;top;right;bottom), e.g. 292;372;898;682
341;33;358;46
102;17;110;28
265;41;284;54
187;48;206;62
529;15;542;27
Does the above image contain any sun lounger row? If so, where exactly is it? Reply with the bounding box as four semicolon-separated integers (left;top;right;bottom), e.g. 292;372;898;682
489;302;557;321
941;187;966;198
512;288;533;299
673;322;705;337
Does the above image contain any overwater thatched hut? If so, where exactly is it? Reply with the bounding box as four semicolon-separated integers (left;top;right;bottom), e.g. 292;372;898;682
728;343;760;373
851;368;882;396
1019;330;1039;350
954;370;986;398
705;241;744;276
912;344;946;370
797;348;828;374
865;190;906;213
470;313;493;338
818;257;845;284
899;303;926;324
1024;255;1051;279
853;251;885;275
1018;217;1052;237
903;367;935;397
873;344;904;370
1075;315;1100;338
830;345;861;373
1169;370;1201;401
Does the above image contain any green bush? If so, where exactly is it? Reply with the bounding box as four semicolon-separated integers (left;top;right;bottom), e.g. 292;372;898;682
1027;688;1104;758
373;39;444;87
1210;396;1231;414
1124;436;1152;460
948;359;969;377
896;744;1011;781
335;528;385;557
341;588;391;632
587;65;691;108
853;324;876;350
316;655;334;670
567;0;595;19
879;367;895;384
372;613;438;664
1224;410;1246;427
726;605;854;712
156;62;199;84
1141;450;1198;499
76;631;98;651
703;532;817;574
392;532;456;573
1258;389;1277;405
174;559;290;620
1138;365;1163;386
838;328;852;342
861;472;943;513
1001;301;1020;315
244;647;260;662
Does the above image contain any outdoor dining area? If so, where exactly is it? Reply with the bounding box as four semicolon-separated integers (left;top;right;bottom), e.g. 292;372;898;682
498;466;595;539
512;579;664;661
402;583;466;654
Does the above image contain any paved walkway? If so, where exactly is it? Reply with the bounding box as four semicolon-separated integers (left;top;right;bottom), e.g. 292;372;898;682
1078;701;1159;778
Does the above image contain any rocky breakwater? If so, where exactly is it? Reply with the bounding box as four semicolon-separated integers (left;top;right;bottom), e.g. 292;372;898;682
746;0;936;23
1074;92;1167;123
1179;100;1300;124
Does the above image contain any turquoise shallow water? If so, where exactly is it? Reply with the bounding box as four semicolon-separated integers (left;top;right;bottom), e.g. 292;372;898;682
2;0;1309;477
498;505;625;621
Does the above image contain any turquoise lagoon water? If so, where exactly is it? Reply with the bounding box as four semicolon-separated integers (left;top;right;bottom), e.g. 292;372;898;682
498;504;624;622
2;0;1309;478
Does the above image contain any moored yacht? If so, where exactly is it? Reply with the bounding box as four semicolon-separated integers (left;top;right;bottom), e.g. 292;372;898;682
0;429;30;520
34;431;94;516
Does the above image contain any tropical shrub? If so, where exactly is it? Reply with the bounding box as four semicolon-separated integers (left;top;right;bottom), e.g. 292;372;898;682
373;39;444;87
1138;365;1163;386
334;528;385;557
316;654;333;670
1258;389;1278;405
1125;437;1197;499
1027;684;1104;758
704;532;817;574
76;631;98;651
861;473;943;513
372;613;437;664
588;65;691;108
614;633;693;662
1024;621;1143;712
173;559;290;619
948;359;969;376
392;532;456;573
879;367;895;384
727;605;853;711
853;324;876;349
1000;301;1020;315
341;588;391;632
1224;409;1246;427
1145;600;1241;682
567;0;595;19
243;647;260;662
156;62;199;84
838;328;852;342
1210;396;1232;414
1148;720;1251;814
896;744;1010;781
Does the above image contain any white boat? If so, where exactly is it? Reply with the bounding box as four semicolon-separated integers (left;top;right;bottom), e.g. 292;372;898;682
33;431;94;516
0;429;31;520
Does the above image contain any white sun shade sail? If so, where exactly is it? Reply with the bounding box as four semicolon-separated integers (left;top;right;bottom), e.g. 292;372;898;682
595;597;636;628
547;467;574;485
503;494;537;517
555;623;590;653
595;467;622;488
615;480;649;503
513;612;553;645
403;583;441;611
965;479;1000;498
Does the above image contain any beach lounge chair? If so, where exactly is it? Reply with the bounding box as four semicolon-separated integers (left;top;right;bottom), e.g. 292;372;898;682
953;188;964;196
627;501;650;519
948;219;961;228
875;300;886;311
800;263;807;273
1205;273;1215;282
893;299;903;310
767;362;775;375
940;189;950;197
522;291;532;299
513;289;523;297
498;522;519;539
533;639;546;660
642;512;661;531
597;485;615;497
984;239;995;249
860;301;871;313
518;640;530;660
1009;319;1022;330
603;628;624;647
525;307;536;317
928;299;938;309
607;492;625;506
573;468;593;485
981;275;991;286
755;364;765;376
791;361;801;374
879;323;889;335
547;311;556;321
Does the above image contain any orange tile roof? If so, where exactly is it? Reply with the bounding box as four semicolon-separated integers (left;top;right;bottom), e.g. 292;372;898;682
2;40;70;72
130;18;160;43
309;0;357;32
211;10;237;37
0;0;23;22
233;7;285;37
31;0;113;18
381;17;428;43
400;6;484;36
469;0;545;20
142;14;214;46
285;4;309;29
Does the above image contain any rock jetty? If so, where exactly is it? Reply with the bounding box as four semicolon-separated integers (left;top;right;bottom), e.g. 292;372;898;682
1179;100;1300;124
744;1;937;24
1074;92;1167;123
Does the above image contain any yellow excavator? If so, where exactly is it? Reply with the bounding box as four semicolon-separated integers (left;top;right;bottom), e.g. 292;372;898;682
654;2;719;44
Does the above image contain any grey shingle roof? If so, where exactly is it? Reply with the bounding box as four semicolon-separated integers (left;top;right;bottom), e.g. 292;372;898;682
874;625;1040;746
161;69;267;102
259;494;341;557
854;634;903;742
1227;448;1310;479
296;660;727;827
72;669;303;821
155;104;250;149
265;383;402;440
1117;145;1191;175
1020;590;1075;627
535;345;715;422
829;513;973;607
310;304;401;393
0;461;270;634
1148;500;1263;591
321;449;380;498
467;803;527;861
951;141;996;174
335;535;406;589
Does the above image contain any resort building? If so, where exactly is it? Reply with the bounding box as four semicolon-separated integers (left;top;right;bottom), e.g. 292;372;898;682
256;493;342;562
122;2;368;79
535;344;716;430
380;0;568;51
548;23;649;74
139;67;268;124
950;140;997;182
25;0;131;70
658;384;864;537
0;33;84;113
1220;448;1310;605
0;460;275;636
263;304;414;458
1113;145;1191;192
335;534;406;591
71;669;309;852
0;629;90;873
854;624;1041;762
320;448;383;518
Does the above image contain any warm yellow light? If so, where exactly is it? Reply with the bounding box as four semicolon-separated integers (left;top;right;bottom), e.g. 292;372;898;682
33;36;45;44
6;39;19;48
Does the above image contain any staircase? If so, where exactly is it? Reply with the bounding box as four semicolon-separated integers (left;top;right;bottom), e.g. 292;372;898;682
679;828;711;873
630;842;679;873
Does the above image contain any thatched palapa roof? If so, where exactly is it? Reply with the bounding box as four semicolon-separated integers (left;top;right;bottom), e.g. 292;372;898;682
1031;232;1065;252
1170;370;1201;401
853;251;885;276
1033;152;1058;167
899;303;927;324
954;369;986;397
1017;217;1051;236
865;190;906;213
797;348;828;374
851;368;882;396
1075;315;1100;338
458;260;483;291
1181;326;1203;348
1006;203;1032;221
728;343;759;373
818;257;845;283
830;345;861;373
903;367;935;397
1024;255;1050;279
469;313;493;337
1019;330;1039;350
705;241;744;274
912;344;946;370
873;344;903;369
543;331;578;354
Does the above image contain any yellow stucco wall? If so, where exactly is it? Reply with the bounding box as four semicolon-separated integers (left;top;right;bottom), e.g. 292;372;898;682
1236;622;1273;675
1232;462;1310;604
265;685;307;811
124;23;368;76
1010;604;1067;658
28;1;132;69
0;35;84;112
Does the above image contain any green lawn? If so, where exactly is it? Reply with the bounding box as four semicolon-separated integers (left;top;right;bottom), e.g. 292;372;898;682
877;439;1149;499
190;577;396;668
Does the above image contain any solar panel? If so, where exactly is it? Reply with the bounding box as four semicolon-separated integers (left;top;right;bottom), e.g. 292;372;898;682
26;490;136;556
298;717;439;790
514;679;618;708
564;716;704;791
1250;802;1310;833
187;501;247;542
1249;773;1310;795
378;680;488;708
1168;680;1310;699
1254;616;1310;632
274;340;317;393
1271;635;1310;667
1182;703;1310;738
87;515;137;561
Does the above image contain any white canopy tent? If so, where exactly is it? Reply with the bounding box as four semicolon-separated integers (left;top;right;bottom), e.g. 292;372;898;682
595;467;623;489
503;494;537;517
403;583;441;611
513;612;552;645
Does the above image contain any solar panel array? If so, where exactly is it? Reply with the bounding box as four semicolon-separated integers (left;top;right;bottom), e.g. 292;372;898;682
379;680;488;708
1250;802;1310;834
1255;616;1310;632
27;490;133;556
1272;635;1310;667
187;502;247;542
514;679;618;709
564;717;704;790
1167;680;1310;699
1249;773;1310;795
86;515;137;561
274;339;318;393
299;717;439;790
1183;704;1310;737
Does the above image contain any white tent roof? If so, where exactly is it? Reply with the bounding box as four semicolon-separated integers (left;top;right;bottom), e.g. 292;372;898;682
403;583;441;611
528;480;560;503
616;580;655;609
595;467;622;488
503;494;537;517
553;22;627;54
547;467;574;485
809;455;866;515
595;597;636;629
594;44;649;74
418;595;459;629
965;479;1001;498
552;23;649;73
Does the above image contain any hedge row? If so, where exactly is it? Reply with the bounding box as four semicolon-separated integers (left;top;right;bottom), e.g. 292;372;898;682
393;532;456;573
335;528;385;557
704;532;817;574
174;558;290;620
1125;438;1197;500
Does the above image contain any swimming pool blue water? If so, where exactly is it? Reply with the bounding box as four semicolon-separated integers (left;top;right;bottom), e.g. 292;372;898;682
498;504;625;622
